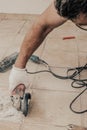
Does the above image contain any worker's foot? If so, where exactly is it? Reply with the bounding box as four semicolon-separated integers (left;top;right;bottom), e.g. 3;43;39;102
11;84;26;110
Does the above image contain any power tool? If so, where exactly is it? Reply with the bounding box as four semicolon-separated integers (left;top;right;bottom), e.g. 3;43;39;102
11;92;31;116
0;52;40;72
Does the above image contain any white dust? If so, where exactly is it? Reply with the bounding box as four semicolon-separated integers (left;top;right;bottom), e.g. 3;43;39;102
0;90;23;123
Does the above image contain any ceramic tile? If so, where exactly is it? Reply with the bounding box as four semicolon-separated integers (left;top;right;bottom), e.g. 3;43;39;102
45;37;78;52
0;19;25;34
0;47;8;60
19;20;33;34
0;121;20;130
24;89;81;126
75;26;87;39
42;33;78;67
5;14;38;20
0;14;6;20
10;33;25;47
41;45;78;67
77;38;87;53
78;52;87;66
31;66;81;92
48;21;78;39
0;71;10;88
22;123;66;130
4;46;20;56
0;34;15;47
26;15;39;23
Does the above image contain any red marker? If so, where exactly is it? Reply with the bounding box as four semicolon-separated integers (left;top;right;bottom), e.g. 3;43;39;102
63;36;75;40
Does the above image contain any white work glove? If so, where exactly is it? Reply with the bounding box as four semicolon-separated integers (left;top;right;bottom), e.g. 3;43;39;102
9;65;29;93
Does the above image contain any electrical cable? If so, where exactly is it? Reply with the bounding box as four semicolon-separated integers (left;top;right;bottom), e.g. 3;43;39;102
27;55;87;114
70;87;87;114
76;24;87;31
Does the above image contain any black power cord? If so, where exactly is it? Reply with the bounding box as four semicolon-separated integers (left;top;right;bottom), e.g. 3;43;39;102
27;55;87;114
76;24;87;31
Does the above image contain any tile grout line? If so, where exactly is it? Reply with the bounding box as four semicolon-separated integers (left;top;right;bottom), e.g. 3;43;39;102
31;87;83;94
17;20;28;34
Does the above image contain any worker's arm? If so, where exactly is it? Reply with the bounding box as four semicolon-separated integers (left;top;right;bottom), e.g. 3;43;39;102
9;1;67;93
15;1;67;68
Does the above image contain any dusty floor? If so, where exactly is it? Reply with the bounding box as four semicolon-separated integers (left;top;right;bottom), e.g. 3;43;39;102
0;13;87;130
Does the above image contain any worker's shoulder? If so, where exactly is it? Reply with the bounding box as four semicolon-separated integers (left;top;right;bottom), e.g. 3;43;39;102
40;1;67;28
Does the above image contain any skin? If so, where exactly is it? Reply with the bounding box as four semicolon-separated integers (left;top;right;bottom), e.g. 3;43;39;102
12;1;87;95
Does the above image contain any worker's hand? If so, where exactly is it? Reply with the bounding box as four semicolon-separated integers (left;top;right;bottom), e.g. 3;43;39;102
9;65;29;94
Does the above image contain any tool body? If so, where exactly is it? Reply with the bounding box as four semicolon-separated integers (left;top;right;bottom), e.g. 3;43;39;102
0;52;40;72
0;52;18;72
11;92;31;116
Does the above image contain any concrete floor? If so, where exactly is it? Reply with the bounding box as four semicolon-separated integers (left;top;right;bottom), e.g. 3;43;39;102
0;13;87;130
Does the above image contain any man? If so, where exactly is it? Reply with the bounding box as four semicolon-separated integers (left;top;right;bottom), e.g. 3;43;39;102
9;0;87;100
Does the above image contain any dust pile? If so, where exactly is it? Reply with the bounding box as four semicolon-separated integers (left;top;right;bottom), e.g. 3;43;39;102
0;90;23;123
